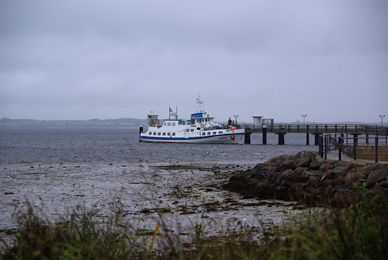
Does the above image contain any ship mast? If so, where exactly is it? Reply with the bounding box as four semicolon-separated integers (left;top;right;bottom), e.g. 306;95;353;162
196;96;204;113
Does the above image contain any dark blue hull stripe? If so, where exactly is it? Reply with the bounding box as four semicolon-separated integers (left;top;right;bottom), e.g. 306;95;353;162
139;133;244;141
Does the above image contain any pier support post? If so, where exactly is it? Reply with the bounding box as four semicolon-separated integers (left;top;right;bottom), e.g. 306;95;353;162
306;125;310;145
352;134;359;160
244;133;251;144
262;126;267;145
375;137;378;163
352;134;359;145
139;125;143;136
313;133;322;145
277;133;286;145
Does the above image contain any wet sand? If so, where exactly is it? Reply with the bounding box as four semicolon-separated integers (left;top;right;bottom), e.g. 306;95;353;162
1;162;312;245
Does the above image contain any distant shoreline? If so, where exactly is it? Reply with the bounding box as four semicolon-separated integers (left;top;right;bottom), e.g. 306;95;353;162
0;118;147;128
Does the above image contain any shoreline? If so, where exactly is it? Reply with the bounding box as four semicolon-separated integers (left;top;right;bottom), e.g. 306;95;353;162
1;159;316;245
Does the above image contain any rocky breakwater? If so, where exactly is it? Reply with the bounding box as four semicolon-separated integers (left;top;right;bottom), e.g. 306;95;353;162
223;151;388;207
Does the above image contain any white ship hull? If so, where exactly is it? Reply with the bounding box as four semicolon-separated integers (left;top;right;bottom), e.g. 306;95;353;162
139;130;245;144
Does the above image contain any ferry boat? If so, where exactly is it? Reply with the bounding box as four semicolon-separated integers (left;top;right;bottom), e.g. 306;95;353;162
139;98;245;144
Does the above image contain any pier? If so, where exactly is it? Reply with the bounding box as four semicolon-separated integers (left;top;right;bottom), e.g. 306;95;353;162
232;124;388;145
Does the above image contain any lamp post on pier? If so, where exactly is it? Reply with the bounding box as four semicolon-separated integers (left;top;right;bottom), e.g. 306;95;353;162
301;113;307;125
379;114;385;126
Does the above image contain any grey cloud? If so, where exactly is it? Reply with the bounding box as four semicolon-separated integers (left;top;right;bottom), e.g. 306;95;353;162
1;0;387;122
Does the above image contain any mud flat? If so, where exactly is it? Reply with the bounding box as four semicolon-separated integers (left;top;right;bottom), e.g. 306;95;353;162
1;161;315;245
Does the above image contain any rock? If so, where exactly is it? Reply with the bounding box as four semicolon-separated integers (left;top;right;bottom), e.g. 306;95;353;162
275;160;296;172
367;169;388;188
263;155;287;166
332;189;360;207
368;169;388;183
281;169;308;183
366;185;388;200
321;170;334;181
296;151;316;160
281;179;293;188
309;160;322;170
333;167;348;178
344;172;364;183
318;163;333;177
286;155;296;161
304;171;317;177
379;181;388;188
251;172;266;181
346;162;366;172
296;157;312;168
321;179;332;187
250;164;272;175
294;167;306;173
276;186;287;192
331;178;345;187
306;177;319;188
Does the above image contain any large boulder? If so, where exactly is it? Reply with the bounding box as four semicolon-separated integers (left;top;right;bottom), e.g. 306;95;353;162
275;160;296;172
333;166;348;178
318;163;333;178
367;169;388;188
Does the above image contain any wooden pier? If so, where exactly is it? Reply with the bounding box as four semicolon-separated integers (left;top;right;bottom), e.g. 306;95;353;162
231;124;388;145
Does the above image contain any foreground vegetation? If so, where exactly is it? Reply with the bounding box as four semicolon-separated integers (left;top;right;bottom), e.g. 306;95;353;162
1;191;388;260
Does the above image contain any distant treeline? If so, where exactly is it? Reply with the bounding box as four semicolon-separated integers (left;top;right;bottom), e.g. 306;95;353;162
0;118;147;128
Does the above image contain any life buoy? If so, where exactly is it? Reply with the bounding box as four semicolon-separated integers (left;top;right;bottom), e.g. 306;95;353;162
157;125;161;129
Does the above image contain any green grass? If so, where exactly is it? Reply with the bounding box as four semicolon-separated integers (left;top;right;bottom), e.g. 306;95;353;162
2;192;388;260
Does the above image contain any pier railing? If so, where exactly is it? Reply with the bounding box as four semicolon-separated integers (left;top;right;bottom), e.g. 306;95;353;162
225;123;388;145
319;134;388;163
237;124;388;135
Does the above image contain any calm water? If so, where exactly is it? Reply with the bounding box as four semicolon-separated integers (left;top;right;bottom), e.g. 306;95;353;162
0;127;317;165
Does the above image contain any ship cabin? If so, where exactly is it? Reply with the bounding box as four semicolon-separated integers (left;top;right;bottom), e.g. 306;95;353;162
190;112;214;125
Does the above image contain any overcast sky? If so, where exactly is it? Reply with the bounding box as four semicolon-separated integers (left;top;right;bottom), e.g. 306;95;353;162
1;0;387;123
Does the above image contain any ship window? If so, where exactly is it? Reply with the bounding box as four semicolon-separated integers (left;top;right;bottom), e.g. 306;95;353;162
148;132;152;135
162;133;166;136
158;132;161;136
191;129;194;132
202;132;206;136
167;122;171;126
153;132;156;135
167;132;170;136
172;122;176;126
207;132;211;135
212;132;217;135
172;133;176;136
218;131;223;134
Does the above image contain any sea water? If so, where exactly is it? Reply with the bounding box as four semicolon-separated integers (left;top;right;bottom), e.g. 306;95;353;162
0;127;317;165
